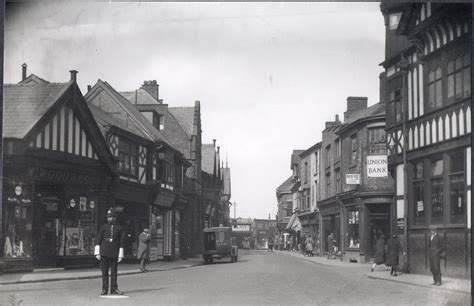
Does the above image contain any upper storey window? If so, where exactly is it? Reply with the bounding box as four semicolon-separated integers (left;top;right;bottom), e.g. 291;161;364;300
427;67;443;110
389;13;402;30
118;139;138;177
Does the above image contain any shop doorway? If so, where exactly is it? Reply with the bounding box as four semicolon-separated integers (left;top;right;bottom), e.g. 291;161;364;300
33;182;64;268
367;203;391;257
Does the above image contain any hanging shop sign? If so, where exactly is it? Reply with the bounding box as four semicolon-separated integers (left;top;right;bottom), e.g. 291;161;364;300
79;197;87;211
89;200;95;209
69;199;76;208
367;155;388;178
232;224;251;232
346;174;360;185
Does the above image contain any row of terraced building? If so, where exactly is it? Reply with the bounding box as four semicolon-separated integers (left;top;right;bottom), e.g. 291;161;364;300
276;3;471;278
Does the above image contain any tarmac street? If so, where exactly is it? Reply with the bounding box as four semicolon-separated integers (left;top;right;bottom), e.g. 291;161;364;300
0;250;470;305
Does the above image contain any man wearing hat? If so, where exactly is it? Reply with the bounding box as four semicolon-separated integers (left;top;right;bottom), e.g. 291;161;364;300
94;207;125;295
137;228;151;272
428;225;445;286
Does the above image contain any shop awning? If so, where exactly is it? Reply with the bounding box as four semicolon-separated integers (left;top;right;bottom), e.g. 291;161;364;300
285;213;302;232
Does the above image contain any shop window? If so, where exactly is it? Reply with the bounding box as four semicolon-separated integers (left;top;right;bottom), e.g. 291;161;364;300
427;67;443;110
369;128;387;155
3;183;33;259
449;151;465;224
412;161;425;225
118;139;138;177
431;159;444;224
346;209;359;249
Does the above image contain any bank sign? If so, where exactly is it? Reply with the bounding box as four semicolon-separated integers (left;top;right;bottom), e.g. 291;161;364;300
367;155;388;178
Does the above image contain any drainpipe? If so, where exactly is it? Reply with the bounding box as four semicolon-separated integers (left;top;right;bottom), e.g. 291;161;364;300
399;56;410;273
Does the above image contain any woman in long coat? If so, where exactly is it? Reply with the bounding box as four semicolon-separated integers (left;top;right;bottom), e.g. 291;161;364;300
304;236;314;257
371;234;387;272
137;228;151;272
385;234;404;276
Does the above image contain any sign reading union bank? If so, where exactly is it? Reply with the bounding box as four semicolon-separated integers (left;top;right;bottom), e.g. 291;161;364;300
367;155;388;178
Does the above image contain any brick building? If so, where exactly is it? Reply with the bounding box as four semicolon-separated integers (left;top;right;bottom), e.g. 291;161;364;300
318;115;342;256
380;3;471;277
335;98;393;263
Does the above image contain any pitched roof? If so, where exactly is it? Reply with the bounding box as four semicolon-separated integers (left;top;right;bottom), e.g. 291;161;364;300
3;82;70;139
168;107;195;137
201;144;216;175
18;74;50;85
276;176;295;193
120;88;160;105
85;80;174;148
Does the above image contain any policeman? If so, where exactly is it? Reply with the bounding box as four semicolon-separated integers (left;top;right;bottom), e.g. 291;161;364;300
94;207;125;295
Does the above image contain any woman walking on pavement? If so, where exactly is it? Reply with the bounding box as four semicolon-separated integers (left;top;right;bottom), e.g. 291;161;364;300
385;234;405;276
371;233;388;272
137;228;151;272
305;235;314;257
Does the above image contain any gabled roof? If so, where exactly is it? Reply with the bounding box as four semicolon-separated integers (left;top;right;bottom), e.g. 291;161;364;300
168;107;195;137
3;82;70;139
202;143;216;175
85;80;174;148
277;176;295;193
300;142;321;158
18;74;50;85
337;102;385;134
120;88;160;105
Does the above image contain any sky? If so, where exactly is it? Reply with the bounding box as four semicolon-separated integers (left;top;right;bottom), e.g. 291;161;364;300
4;1;386;219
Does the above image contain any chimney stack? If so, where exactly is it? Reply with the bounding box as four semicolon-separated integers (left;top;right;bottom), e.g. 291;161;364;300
335;114;340;123
70;70;78;83
213;139;216;148
140;80;159;101
21;63;27;81
87;85;92;92
344;96;368;120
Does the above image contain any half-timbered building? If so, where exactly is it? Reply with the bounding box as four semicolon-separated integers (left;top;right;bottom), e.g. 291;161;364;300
381;3;471;277
85;80;190;261
1;67;117;272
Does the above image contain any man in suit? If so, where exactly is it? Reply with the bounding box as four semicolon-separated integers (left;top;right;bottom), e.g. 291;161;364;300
137;228;151;272
428;225;445;286
94;208;125;295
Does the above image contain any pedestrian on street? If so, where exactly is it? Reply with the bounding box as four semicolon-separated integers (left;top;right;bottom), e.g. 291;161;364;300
385;234;405;276
327;233;335;259
305;235;314;257
371;233;387;272
137;228;151;272
428;225;446;286
94;208;125;296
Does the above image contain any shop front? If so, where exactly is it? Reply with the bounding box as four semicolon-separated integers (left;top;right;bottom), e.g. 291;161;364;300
3;162;112;271
319;199;341;257
299;211;320;254
339;193;392;264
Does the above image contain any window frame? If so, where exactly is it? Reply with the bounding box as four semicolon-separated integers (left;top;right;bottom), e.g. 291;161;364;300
118;138;139;177
368;127;387;155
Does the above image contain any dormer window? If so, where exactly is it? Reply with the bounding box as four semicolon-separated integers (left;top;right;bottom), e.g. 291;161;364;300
153;113;164;131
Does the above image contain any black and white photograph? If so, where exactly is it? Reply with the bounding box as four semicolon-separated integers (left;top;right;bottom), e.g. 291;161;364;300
0;1;471;305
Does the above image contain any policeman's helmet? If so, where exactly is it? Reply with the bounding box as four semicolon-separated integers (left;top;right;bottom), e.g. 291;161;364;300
107;208;117;218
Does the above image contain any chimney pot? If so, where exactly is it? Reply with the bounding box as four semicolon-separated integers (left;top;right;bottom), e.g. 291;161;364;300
213;139;216;147
70;70;78;83
335;114;339;122
21;63;27;81
87;85;92;92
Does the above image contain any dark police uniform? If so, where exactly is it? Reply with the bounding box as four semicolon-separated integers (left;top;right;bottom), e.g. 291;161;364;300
95;208;125;295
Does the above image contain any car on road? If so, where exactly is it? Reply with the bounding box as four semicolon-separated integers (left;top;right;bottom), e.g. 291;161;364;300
202;226;238;264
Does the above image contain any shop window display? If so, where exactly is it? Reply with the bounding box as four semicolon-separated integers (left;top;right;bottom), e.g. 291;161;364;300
3;183;33;258
346;209;360;249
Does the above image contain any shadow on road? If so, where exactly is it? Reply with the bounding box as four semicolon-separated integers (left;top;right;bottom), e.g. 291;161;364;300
125;288;166;294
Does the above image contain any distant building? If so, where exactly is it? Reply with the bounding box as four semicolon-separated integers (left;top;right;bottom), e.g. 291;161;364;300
253;219;277;249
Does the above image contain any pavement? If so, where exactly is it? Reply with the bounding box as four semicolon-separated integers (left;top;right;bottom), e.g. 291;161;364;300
0;257;204;285
275;249;471;294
